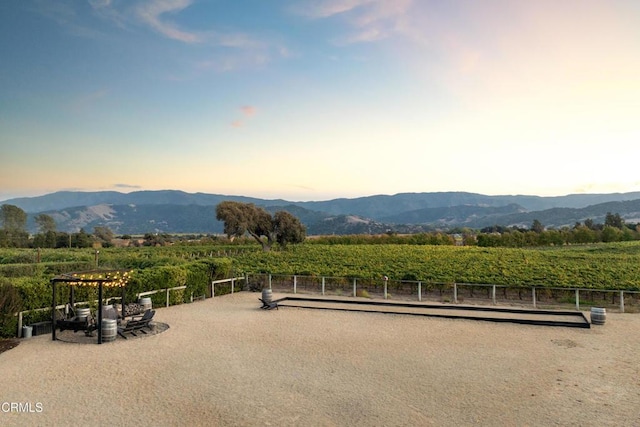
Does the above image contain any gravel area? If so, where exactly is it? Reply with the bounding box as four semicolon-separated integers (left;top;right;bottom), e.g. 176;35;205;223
1;292;638;426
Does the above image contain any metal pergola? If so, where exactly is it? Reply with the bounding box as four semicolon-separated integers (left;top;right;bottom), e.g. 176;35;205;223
51;270;132;344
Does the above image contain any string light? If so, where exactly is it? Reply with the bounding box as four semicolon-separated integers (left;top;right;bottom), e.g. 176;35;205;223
53;270;133;287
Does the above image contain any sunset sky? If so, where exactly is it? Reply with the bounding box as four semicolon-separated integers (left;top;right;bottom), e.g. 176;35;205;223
2;0;639;202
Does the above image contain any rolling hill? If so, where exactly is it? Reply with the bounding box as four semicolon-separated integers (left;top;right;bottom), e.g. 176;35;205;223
2;190;640;235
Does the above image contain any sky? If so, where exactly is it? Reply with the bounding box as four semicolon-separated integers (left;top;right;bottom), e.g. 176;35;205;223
1;0;640;202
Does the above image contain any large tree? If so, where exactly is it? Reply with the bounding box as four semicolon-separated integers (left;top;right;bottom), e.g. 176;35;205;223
0;204;27;232
35;213;56;234
215;201;306;251
0;205;28;247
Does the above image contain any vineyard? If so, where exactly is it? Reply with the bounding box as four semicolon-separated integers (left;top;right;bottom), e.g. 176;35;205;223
231;242;640;290
1;241;640;337
1;241;640;290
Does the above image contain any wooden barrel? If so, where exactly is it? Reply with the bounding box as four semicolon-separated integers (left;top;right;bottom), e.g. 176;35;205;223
102;319;117;342
262;288;273;304
139;297;152;311
591;307;606;325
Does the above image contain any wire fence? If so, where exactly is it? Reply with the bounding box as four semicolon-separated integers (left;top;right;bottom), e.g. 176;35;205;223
245;273;640;313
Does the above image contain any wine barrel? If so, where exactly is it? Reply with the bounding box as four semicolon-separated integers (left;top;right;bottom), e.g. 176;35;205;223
76;307;90;321
101;319;117;342
261;288;273;304
139;297;152;311
590;307;606;325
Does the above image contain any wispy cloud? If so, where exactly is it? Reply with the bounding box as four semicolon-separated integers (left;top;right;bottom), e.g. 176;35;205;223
231;105;258;128
293;0;377;19
293;0;414;45
134;0;200;43
240;106;257;117
114;183;142;190
32;0;105;38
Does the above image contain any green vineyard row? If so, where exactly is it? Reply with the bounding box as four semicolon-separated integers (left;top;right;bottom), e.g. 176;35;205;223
1;241;640;291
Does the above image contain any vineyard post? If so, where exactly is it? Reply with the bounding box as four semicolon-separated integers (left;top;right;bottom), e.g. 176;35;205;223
532;287;537;308
353;278;357;297
383;276;388;299
620;291;625;313
293;275;297;294
575;289;580;310
492;285;496;305
418;281;422;302
453;283;458;303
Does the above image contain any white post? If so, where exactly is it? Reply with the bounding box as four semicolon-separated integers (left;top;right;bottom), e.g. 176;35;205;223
575;289;580;310
492;285;496;305
166;288;170;307
322;277;325;296
418;281;422;302
212;281;215;298
383;276;388;300
453;283;457;303
231;279;235;294
532;287;537;309
353;278;357;297
293;275;297;294
268;274;272;290
620;291;625;313
18;312;23;338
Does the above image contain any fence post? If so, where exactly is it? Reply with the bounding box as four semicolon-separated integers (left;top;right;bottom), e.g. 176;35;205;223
353;278;357;297
418;281;422;302
492;285;496;305
383;278;388;300
620;291;625;313
293;275;297;294
166;288;170;307
268;274;272;290
453;283;457;303
231;279;235;294
322;277;325;296
212;281;215;298
18;312;23;338
575;289;580;310
532;287;537;309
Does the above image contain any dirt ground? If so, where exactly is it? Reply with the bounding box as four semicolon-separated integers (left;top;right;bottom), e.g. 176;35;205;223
1;292;638;426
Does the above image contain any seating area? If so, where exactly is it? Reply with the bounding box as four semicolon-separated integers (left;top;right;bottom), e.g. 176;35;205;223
118;309;156;339
50;270;167;344
55;305;97;336
54;304;162;343
259;298;278;310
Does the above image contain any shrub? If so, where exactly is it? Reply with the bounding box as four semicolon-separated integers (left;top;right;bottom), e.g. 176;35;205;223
0;279;22;338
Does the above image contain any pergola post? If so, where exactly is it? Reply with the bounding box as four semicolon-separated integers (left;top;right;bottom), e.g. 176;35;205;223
51;279;57;341
121;286;126;319
98;283;103;344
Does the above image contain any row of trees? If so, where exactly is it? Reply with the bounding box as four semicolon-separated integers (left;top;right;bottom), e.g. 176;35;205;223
0;202;308;250
475;214;640;247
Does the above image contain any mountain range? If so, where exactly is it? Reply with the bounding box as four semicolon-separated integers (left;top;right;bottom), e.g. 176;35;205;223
3;190;640;235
